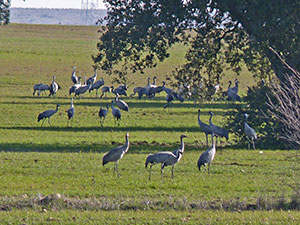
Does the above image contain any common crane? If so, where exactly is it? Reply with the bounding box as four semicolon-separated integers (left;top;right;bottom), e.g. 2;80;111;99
244;113;257;149
227;80;241;102
33;84;50;96
71;66;79;84
162;81;174;95
100;86;113;98
197;109;212;146
67;98;75;126
208;111;229;143
197;134;216;174
74;82;92;98
130;86;143;97
149;81;165;97
37;104;60;127
145;134;187;180
102;133;130;177
86;68;97;85
49;76;59;97
89;77;104;96
113;85;127;96
99;104;109;126
69;77;82;95
111;101;121;126
114;94;129;111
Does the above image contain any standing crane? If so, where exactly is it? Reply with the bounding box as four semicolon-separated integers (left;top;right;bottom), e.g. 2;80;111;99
208;111;229;143
114;94;129;111
69;77;82;95
99;104;109;126
244;113;257;149
86;68;97;85
197;134;216;174
37;104;60;127
89;77;104;96
102;133;130;177
100;86;113;98
111;101;121;126
197;109;212;146
231;79;239;94
227;80;241;102
145;134;187;180
49;76;59;97
67;98;75;126
71;66;79;84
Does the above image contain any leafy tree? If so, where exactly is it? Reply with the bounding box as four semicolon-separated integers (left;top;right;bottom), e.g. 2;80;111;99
0;0;10;25
94;0;300;94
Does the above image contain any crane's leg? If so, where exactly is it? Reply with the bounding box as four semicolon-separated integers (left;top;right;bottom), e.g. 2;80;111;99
116;161;120;177
252;138;256;150
206;134;208;146
41;118;46;127
208;163;210;174
171;165;174;179
149;165;152;180
48;118;51;126
161;164;164;180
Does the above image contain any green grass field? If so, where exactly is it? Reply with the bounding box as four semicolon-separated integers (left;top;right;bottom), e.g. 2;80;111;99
0;24;299;224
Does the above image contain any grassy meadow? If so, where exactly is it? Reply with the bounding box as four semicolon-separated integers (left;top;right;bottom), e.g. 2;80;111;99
0;23;299;224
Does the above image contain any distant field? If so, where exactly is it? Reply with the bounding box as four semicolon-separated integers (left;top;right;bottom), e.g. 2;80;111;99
0;24;298;224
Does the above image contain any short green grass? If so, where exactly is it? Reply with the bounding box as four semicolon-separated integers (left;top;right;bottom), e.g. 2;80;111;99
0;24;298;223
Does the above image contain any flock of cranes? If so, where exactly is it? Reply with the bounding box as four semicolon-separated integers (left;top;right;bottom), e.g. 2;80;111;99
34;67;258;178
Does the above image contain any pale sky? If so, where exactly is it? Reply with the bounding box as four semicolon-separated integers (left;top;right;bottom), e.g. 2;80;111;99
11;0;106;9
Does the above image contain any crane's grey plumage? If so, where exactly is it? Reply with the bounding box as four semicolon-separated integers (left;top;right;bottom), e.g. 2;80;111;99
111;102;121;126
71;66;79;84
163;92;174;109
49;76;59;97
67;98;75;126
74;82;92;98
89;77;104;96
149;81;165;97
162;81;174;95
197;134;216;174
102;133;130;177
37;104;60;127
69;77;82;95
100;86;113;98
33;84;50;96
99;104;109;126
209;111;229;142
86;68;97;85
138;77;157;99
145;134;187;180
113;85;127;96
227;80;241;102
114;94;129;111
244;113;257;149
130;86;143;97
231;79;239;94
197;109;212;146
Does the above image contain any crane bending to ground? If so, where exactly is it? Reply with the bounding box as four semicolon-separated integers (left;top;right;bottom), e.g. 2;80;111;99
37;104;60;127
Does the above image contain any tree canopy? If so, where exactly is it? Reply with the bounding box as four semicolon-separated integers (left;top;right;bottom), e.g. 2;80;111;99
0;0;10;25
94;0;300;94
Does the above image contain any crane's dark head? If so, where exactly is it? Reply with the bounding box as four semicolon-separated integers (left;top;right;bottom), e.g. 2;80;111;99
57;104;60;108
198;109;201;115
229;80;232;85
125;133;129;137
235;79;239;84
180;134;187;139
209;111;213;116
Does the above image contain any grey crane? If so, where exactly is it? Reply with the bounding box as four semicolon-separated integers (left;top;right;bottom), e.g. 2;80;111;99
69;77;82;95
149;81;165;97
67;98;75;126
197;109;213;146
227;80;241;102
231;79;239;94
111;101;121;126
114;94;129;111
163;92;175;109
102;133;130;177
208;111;229;143
89;77;104;96
145;134;187;180
100;86;113;98
113;85;127;96
71;66;79;84
138;77;156;99
99;104;109;126
33;84;50;96
130;86;143;97
37;104;60;127
197;134;216;174
162;81;174;95
86;68;97;85
49;75;59;97
74;82;92;98
244;113;257;149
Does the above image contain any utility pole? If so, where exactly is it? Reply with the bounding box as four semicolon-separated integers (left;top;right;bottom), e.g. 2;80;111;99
80;0;99;25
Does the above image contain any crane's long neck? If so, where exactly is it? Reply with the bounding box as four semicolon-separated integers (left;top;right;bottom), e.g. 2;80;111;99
209;113;213;126
124;135;129;152
198;111;201;124
147;77;150;86
56;105;59;112
179;137;185;152
211;135;216;150
228;82;232;90
152;77;156;85
70;98;74;108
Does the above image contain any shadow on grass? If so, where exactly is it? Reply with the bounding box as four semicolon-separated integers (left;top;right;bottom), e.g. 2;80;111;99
0;125;201;133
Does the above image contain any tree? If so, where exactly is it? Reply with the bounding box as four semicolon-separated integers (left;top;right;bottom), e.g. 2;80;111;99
93;0;300;95
0;0;10;25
